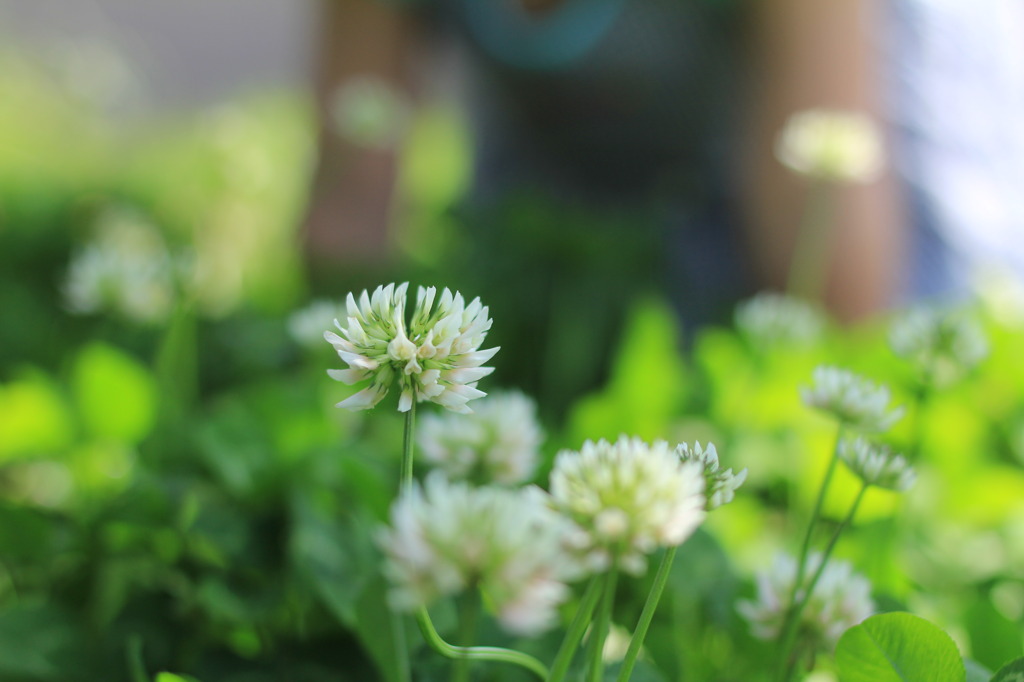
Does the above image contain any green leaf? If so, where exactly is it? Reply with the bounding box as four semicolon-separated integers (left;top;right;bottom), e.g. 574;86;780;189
155;673;201;682
0;371;73;459
72;342;156;443
567;297;687;443
965;597;1024;670
836;612;965;682
991;657;1024;682
354;575;410;682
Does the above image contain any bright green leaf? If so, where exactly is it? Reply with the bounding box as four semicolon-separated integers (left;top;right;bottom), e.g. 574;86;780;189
836;612;965;682
156;673;200;682
72;342;156;443
0;372;73;459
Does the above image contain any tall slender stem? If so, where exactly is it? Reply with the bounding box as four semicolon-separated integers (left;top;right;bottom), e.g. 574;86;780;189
786;180;836;302
616;546;677;682
401;401;417;491
548;576;604;682
776;423;844;680
777;482;870;682
792;425;844;603
390;400;420;682
415;608;549;679
453;591;480;682
587;565;619;682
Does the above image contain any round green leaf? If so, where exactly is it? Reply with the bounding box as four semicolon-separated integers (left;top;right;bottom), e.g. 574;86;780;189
72;342;156;443
836;612;966;682
991;656;1024;682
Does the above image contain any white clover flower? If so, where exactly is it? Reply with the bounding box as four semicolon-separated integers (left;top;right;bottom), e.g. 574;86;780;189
549;436;706;576
737;552;874;651
839;437;916;492
378;474;578;636
734;292;826;347
325;283;499;413
331;76;410;149
801;366;905;433
417;390;543;485
889;306;988;387
288;299;341;349
64;207;179;324
775;109;884;183
675;441;748;510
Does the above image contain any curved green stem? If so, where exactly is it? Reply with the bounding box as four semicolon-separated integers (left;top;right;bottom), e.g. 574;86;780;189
587;566;619;682
415;607;549;679
617;546;677;682
548;576;604;682
777;481;870;682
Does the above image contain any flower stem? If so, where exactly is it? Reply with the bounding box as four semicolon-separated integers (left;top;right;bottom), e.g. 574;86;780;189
400;400;543;680
777;481;870;682
776;423;843;680
415;607;549;679
587;564;619;682
616;546;677;682
548;576;604;682
389;400;420;682
786;179;836;302
401;401;417;492
453;591;480;682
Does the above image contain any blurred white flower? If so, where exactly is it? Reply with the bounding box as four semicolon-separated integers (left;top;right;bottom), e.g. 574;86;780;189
839;437;916;492
64;207;180;324
331;76;410;149
549;436;706;576
735;292;826;346
378;474;577;635
675;441;747;510
288;299;341;349
776;109;884;183
738;552;874;650
325;283;498;413
801;366;905;433
417;390;543;485
888;306;988;386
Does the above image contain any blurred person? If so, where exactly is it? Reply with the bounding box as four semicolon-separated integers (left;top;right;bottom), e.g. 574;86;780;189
886;0;1024;302
302;0;904;412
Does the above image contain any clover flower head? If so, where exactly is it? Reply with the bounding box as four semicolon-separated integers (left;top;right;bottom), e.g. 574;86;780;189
417;390;543;485
331;75;410;149
675;441;748;510
325;283;498;413
839;436;916;492
738;552;874;651
801;366;905;432
888;306;988;386
775;109;884;183
378;474;578;635
64;206;179;324
549;436;706;576
735;292;826;347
